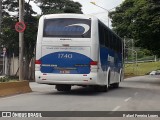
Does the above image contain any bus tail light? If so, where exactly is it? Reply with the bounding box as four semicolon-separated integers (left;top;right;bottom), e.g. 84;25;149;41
35;60;41;71
35;60;42;65
90;61;98;66
90;61;98;72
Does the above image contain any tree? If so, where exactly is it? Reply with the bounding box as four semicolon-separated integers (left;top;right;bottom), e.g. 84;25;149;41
0;0;38;79
0;17;19;56
0;1;19;55
109;0;160;56
1;0;82;79
0;0;37;53
33;0;82;14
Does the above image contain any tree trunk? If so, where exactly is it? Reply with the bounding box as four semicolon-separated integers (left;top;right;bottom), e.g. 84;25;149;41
30;57;35;81
23;55;32;80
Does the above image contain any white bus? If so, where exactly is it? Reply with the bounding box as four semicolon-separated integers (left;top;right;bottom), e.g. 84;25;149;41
35;14;123;92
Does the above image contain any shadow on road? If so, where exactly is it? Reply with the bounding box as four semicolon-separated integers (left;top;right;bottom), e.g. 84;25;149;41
46;87;105;96
30;76;160;97
33;85;123;96
37;85;136;97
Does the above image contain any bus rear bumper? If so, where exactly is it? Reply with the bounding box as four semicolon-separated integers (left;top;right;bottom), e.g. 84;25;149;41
35;71;99;85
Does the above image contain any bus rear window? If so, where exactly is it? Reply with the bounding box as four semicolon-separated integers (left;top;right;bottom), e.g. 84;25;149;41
43;18;91;38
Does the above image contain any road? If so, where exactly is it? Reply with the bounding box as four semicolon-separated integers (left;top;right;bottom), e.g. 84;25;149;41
0;75;160;120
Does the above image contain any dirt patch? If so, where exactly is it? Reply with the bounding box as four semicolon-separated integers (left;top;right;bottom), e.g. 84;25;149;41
0;80;32;97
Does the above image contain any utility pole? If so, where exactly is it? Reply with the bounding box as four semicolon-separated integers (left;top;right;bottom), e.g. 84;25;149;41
19;0;24;80
90;2;120;28
0;0;2;34
0;1;3;74
90;2;109;27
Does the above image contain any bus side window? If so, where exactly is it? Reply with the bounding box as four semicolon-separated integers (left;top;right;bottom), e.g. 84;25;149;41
115;37;119;52
105;29;109;48
99;23;105;46
108;30;110;48
98;23;104;45
109;32;113;50
119;39;122;53
113;35;117;51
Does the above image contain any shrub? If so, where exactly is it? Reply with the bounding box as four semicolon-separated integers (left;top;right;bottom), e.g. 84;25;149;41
0;76;10;82
0;76;18;82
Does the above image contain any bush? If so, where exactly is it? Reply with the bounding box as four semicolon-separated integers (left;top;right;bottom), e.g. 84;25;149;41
7;76;19;80
0;76;19;82
0;76;10;82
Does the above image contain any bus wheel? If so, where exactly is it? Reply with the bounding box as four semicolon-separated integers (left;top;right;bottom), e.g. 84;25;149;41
56;85;71;91
112;83;119;88
93;85;108;92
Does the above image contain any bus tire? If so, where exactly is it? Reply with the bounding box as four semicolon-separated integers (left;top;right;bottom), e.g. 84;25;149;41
111;71;121;88
56;85;71;91
119;71;122;82
112;83;119;88
108;71;111;88
93;85;108;92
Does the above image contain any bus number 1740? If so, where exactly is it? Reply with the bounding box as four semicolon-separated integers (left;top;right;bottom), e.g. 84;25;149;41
58;53;73;59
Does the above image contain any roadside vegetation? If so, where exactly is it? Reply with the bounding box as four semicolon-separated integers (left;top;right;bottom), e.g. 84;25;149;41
0;76;19;82
0;0;82;80
124;61;160;76
109;0;160;57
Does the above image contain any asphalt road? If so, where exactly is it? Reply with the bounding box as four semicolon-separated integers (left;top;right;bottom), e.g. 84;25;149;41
0;75;160;120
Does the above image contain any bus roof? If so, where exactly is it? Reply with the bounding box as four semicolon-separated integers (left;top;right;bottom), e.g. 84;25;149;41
42;13;98;20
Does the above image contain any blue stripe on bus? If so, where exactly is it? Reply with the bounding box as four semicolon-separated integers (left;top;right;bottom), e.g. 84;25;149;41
40;52;92;74
100;46;122;72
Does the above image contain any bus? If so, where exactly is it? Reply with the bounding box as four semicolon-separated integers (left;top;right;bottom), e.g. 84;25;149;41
35;14;123;92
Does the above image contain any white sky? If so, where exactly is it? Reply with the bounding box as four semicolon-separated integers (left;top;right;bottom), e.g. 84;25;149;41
26;0;124;27
74;0;123;13
73;0;124;26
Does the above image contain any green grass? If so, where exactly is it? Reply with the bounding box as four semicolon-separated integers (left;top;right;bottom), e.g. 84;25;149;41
124;61;160;76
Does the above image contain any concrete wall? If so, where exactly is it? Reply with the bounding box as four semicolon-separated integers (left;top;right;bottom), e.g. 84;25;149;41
10;57;19;76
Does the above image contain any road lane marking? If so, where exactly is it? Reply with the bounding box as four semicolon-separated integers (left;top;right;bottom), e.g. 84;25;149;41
112;106;121;111
134;92;138;96
124;97;132;102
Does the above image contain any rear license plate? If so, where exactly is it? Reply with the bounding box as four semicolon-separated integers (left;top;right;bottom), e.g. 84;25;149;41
60;70;70;74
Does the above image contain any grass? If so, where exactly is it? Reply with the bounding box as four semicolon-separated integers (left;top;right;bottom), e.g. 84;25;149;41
124;61;160;76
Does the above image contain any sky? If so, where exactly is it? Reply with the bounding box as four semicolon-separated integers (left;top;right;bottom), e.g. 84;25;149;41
28;0;124;15
26;0;124;27
73;0;124;26
74;0;123;13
